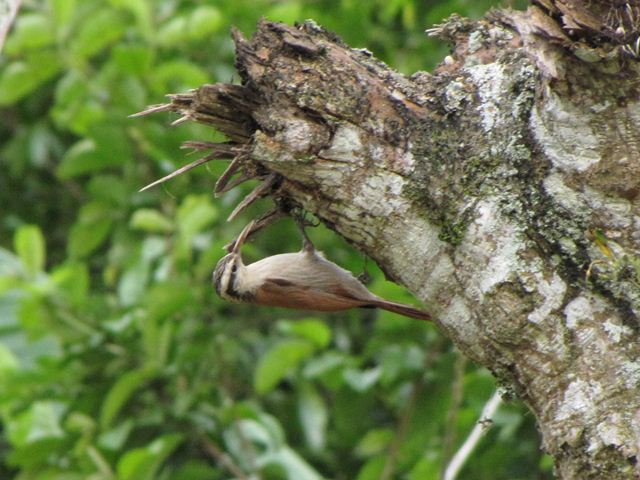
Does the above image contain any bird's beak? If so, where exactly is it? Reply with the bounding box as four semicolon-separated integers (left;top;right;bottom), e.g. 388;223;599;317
231;220;255;254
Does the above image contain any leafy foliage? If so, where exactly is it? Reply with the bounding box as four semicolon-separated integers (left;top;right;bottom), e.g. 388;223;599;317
0;0;548;479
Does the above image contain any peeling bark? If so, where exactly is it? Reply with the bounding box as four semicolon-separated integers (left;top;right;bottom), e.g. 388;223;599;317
138;2;640;478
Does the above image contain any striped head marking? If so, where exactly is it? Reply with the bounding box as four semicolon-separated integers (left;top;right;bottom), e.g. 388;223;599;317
212;221;256;303
213;253;240;301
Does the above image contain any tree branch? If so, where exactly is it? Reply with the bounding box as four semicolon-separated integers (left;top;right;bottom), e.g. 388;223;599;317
138;6;640;477
443;390;503;480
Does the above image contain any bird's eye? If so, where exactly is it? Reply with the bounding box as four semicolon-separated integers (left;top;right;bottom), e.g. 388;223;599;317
231;263;237;273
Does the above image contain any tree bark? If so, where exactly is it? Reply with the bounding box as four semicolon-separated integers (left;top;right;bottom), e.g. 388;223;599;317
142;2;640;478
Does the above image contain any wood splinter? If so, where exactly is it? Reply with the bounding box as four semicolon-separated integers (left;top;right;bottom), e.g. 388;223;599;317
139;143;249;193
128;103;173;118
227;173;279;222
139;154;218;192
214;153;250;195
223;208;286;252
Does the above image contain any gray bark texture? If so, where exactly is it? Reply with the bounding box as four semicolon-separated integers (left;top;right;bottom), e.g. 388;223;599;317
141;1;640;478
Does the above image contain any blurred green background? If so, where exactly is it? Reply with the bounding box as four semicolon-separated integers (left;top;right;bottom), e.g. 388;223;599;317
0;0;551;479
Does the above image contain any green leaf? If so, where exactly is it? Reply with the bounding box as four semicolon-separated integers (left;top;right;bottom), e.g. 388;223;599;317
100;366;156;430
51;70;95;134
88;175;129;207
153;60;210;92
57;124;130;178
117;238;165;307
0;51;62;105
188;6;224;40
67;202;113;258
144;280;194;321
139;283;189;368
156;16;189;47
408;453;441;480
266;446;323;480
7;401;67;447
0;344;19;377
111;44;154;75
65;411;96;435
112;75;147;111
109;0;153;40
539;453;554;472
69;8;126;60
297;382;327;452
355;428;393;458
343;367;381;392
98;420;134;451
50;0;77;29
56;138;98;178
282;318;331;348
173;460;218;479
14;224;46;276
379;344;425;386
302;351;348;390
254;339;316;394
117;258;150;307
177;194;218;241
224;415;321;479
51;262;89;307
0;245;23;278
3;13;55;54
266;2;303;24
130;209;174;233
257;412;287;447
18;296;52;340
224;418;267;447
27;122;61;168
6;438;68;470
302;351;346;379
116;433;183;480
355;456;386;480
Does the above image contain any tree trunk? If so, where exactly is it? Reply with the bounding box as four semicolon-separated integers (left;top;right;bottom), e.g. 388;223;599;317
141;2;640;478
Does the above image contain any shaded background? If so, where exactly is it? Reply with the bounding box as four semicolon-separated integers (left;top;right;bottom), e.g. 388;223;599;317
0;0;551;479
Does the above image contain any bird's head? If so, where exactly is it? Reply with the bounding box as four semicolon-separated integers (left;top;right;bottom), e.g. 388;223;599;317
212;221;254;301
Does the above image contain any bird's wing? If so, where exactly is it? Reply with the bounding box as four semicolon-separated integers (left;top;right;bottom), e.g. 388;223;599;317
258;277;431;320
255;277;370;311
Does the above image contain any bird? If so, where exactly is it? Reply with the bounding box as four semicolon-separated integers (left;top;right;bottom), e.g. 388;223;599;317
212;221;432;321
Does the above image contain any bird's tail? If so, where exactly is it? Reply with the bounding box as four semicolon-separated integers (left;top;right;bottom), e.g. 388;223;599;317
370;299;432;322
